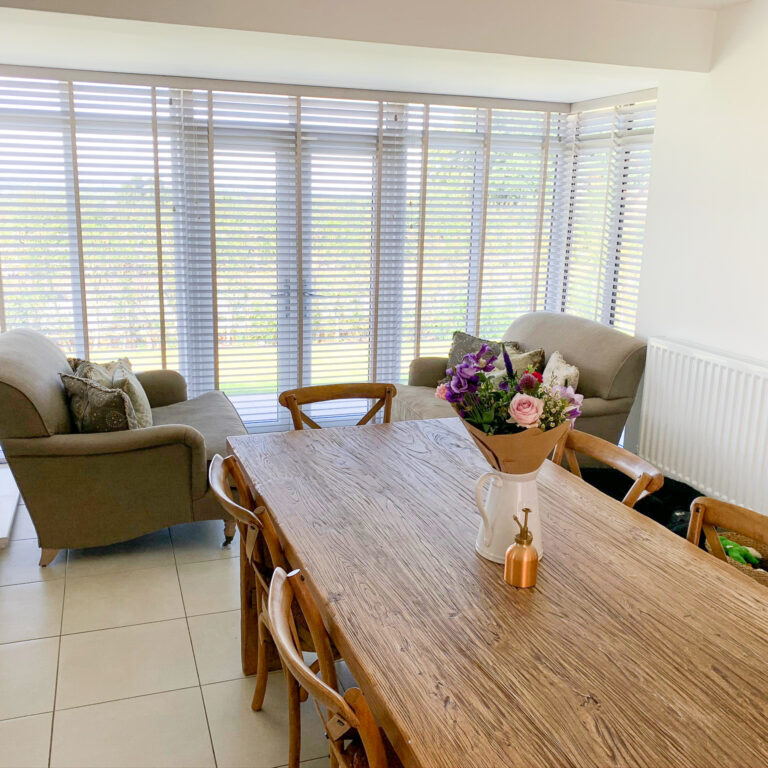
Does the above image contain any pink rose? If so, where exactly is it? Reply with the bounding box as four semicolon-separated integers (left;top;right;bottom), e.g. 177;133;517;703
435;383;449;401
508;393;544;428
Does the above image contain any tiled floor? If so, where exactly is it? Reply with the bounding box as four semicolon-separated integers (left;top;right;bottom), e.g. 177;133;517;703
0;504;334;768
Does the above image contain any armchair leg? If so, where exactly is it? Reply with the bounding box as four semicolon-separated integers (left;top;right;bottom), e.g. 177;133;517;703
223;518;236;546
39;548;60;567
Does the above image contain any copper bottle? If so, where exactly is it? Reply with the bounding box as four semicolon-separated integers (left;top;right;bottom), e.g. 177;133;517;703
504;507;538;588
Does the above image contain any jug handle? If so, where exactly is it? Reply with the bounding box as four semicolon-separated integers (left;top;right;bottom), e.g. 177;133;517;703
475;471;500;547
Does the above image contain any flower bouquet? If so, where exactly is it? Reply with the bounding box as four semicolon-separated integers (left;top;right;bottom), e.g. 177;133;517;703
436;344;582;562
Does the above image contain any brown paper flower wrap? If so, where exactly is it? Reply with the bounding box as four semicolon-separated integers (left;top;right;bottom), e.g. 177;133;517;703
458;417;570;475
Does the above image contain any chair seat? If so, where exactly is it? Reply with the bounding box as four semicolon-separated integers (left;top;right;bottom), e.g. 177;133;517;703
152;391;247;460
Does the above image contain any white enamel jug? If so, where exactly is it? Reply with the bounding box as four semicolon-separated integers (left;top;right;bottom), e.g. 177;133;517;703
474;468;543;563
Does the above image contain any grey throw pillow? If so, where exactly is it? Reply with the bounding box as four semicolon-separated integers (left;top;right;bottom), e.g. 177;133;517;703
447;331;523;369
75;358;153;428
60;374;139;433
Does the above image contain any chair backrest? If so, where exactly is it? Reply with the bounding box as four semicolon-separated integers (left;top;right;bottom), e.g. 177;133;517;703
0;328;74;438
552;428;663;508
269;567;390;768
278;383;397;431
503;312;646;400
208;454;287;575
688;497;768;564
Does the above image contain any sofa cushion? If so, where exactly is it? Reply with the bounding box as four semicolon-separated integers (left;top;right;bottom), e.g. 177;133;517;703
151;391;247;460
60;374;139;433
391;385;455;423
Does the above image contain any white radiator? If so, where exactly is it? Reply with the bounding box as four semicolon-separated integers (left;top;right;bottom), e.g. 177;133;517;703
638;337;768;513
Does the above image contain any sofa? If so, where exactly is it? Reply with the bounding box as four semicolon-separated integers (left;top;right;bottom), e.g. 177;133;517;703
394;312;646;447
0;329;247;559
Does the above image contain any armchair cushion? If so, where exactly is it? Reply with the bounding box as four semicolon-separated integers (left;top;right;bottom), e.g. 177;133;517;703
392;384;454;423
151;390;247;460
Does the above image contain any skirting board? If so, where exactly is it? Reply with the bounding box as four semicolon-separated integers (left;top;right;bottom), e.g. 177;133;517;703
0;464;20;548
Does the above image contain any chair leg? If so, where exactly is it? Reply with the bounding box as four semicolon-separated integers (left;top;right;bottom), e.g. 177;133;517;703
285;667;302;768
251;616;270;712
39;548;60;567
223;518;236;546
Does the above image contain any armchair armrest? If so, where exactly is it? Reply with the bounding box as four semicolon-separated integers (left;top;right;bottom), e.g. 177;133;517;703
136;369;188;408
3;424;207;498
408;357;449;388
2;425;210;549
580;397;635;418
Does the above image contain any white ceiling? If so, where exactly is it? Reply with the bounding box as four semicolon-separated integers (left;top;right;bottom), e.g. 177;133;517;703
616;0;746;8
0;8;683;104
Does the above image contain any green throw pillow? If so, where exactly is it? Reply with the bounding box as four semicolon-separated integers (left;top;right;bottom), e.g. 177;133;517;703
75;358;153;428
60;374;139;433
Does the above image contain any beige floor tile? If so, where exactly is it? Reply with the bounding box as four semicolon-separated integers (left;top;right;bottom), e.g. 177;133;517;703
171;521;239;564
203;673;328;768
335;660;357;692
62;565;184;635
178;558;240;617
0;637;58;720
51;687;215;768
0;538;66;586
0;713;53;768
10;504;37;541
56;618;199;710
298;759;331;768
0;580;64;644
188;609;245;685
66;530;174;579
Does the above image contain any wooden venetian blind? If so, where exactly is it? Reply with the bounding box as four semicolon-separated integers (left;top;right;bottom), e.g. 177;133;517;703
0;73;655;431
542;99;656;333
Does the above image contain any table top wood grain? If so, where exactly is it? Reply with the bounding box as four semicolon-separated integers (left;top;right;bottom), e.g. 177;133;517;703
228;418;768;768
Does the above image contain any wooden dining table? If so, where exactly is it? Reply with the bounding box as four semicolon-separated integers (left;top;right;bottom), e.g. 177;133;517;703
228;417;768;768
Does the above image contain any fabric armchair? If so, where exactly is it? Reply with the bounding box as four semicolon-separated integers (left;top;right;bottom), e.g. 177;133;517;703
0;328;247;560
397;312;647;452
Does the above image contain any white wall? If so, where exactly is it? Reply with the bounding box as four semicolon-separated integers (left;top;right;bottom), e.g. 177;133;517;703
0;0;717;71
637;0;768;363
624;0;767;452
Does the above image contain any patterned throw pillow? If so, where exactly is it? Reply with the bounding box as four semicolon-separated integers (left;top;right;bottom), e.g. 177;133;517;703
492;347;545;375
74;358;153;428
542;351;580;389
60;374;139;433
447;331;525;369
